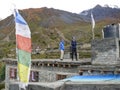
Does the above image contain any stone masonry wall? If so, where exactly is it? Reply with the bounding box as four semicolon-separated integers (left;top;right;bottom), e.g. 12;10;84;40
91;38;120;65
5;65;18;90
6;64;78;83
9;83;120;90
64;83;120;90
5;65;9;90
35;66;78;82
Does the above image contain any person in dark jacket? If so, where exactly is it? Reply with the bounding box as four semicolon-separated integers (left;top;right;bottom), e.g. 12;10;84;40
71;36;78;61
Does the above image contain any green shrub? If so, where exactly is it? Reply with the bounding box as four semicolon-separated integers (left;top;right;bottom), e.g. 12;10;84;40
79;51;91;58
0;62;5;81
0;83;5;90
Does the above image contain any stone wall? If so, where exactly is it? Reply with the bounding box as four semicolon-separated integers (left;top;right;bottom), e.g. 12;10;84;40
5;65;9;90
9;82;120;90
35;66;78;82
5;65;18;90
4;58;90;90
6;63;78;90
6;65;78;82
64;83;120;90
91;38;120;65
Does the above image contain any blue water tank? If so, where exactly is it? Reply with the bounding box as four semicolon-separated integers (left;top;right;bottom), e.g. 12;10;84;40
103;24;119;38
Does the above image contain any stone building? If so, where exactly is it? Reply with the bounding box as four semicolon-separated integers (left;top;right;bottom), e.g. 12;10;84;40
3;58;90;90
78;24;120;75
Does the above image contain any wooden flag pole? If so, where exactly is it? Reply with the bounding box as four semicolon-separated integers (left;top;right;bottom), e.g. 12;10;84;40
92;28;95;40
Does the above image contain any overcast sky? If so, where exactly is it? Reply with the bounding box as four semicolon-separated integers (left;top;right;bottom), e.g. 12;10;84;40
0;0;119;19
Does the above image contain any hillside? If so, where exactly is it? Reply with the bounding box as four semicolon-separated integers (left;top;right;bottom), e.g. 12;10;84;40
0;7;120;59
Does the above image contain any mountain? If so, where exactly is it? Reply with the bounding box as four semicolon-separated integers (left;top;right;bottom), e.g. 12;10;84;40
0;6;120;58
0;8;85;38
80;4;120;21
0;7;90;51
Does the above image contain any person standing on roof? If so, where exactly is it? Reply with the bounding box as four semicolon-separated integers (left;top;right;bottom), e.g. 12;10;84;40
71;36;78;61
59;38;64;61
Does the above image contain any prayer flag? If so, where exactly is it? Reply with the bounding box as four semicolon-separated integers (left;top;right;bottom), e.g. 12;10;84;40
14;9;31;89
91;12;95;39
91;12;95;29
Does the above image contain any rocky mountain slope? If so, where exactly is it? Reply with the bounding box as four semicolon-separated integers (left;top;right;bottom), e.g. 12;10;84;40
80;4;120;21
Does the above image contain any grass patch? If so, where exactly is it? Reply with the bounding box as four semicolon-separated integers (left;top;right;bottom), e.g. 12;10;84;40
79;51;91;58
0;83;5;90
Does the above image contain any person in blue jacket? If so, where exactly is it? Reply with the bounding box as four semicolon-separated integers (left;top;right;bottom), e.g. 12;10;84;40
71;36;78;61
59;39;64;60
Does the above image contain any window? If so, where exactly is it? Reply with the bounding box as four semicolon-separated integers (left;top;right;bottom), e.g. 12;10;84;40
56;74;67;80
9;68;17;79
9;68;39;82
29;71;39;82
